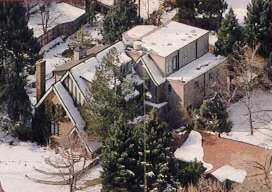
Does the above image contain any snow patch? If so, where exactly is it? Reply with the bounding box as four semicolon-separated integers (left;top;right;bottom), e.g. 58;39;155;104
212;165;247;183
174;130;213;172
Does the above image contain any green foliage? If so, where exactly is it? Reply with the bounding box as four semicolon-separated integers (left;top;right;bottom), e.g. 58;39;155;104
176;0;199;21
32;103;51;145
193;94;232;133
44;100;66;123
214;8;242;56
197;0;228;29
101;116;142;191
136;110;177;191
177;159;206;187
244;0;271;57
80;48;142;141
0;2;40;123
102;0;142;44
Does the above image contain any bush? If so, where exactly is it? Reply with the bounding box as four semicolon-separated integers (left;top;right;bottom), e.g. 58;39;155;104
61;48;74;58
193;94;232;133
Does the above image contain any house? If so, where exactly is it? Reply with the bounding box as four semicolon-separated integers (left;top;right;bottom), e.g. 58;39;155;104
34;21;227;153
123;21;227;114
34;41;139;156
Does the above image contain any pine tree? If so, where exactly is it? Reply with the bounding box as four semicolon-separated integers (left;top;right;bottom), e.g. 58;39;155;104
101;116;142;192
80;48;142;141
244;0;270;57
197;0;228;30
0;2;40;122
176;0;199;21
214;8;242;56
137;110;177;191
193;94;232;134
102;0;142;44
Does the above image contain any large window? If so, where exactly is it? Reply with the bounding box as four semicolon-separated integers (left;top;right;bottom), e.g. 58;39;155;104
172;55;178;71
51;122;59;136
166;63;172;73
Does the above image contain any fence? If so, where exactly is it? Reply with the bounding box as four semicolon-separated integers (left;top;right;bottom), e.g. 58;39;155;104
37;13;87;47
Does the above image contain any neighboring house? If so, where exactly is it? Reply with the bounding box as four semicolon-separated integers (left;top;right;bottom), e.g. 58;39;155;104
123;21;227;111
34;41;139;156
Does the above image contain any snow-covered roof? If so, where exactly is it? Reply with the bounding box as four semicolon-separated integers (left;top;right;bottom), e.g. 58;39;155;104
53;82;86;130
97;0;115;7
96;41;127;64
140;54;166;86
141;21;209;57
70;57;99;100
167;53;226;83
123;25;158;44
35;80;85;131
212;165;247;183
28;2;85;38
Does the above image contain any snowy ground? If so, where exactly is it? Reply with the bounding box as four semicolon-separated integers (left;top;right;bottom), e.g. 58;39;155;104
0;131;102;192
28;2;85;38
211;165;247;183
222;90;272;149
174;130;213;172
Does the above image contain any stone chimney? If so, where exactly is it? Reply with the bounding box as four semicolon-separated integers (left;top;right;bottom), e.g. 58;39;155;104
36;60;46;102
74;45;87;60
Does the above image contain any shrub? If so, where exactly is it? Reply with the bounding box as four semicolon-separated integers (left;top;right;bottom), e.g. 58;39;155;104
193;94;232;133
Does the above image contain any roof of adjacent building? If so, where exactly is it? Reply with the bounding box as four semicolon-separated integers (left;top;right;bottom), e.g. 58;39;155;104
141;21;209;57
167;53;227;83
123;21;209;57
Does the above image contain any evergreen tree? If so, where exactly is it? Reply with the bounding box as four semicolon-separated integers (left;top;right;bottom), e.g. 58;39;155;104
0;2;40;122
193;94;232;134
244;0;270;57
214;8;242;56
80;48;142;141
102;0;142;44
101;116;142;192
137;110;177;191
197;0;228;30
176;0;199;21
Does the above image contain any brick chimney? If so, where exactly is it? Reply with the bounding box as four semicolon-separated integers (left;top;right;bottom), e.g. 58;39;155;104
74;45;87;60
36;60;46;102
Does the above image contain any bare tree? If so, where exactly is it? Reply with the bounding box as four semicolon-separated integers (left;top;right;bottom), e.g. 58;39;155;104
228;42;261;135
26;134;99;192
39;1;50;34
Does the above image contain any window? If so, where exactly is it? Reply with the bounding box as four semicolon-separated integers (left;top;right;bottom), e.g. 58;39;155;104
209;72;214;81
183;51;188;60
168;84;172;94
172;55;178;71
155;87;157;97
51;122;59;136
194;81;199;89
166;63;172;73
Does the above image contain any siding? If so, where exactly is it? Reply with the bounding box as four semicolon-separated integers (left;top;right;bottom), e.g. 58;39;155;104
196;33;209;58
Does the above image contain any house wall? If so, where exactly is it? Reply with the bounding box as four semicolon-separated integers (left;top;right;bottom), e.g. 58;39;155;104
196;33;209;58
46;91;74;137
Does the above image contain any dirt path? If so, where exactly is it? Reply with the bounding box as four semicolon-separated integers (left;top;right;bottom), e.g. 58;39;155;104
201;132;272;184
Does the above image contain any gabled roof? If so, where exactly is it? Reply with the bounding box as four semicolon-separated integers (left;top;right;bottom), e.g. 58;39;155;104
35;79;85;131
140;54;166;86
